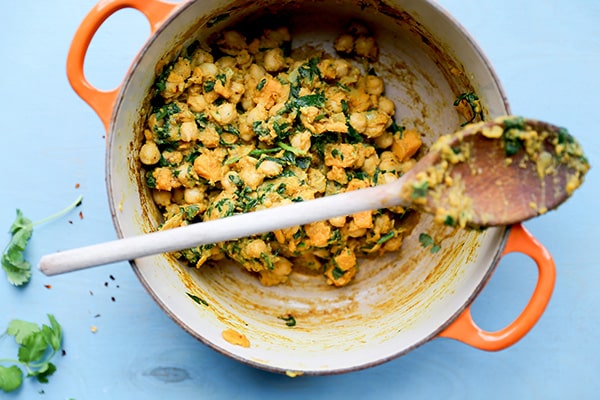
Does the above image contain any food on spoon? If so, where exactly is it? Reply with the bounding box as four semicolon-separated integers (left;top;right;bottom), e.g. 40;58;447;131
138;24;424;287
404;116;590;228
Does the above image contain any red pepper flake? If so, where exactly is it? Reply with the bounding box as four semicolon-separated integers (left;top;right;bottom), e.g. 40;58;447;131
44;284;52;289
75;183;81;189
79;211;84;220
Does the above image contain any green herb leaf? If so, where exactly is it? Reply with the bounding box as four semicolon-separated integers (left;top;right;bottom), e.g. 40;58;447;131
32;362;56;384
557;127;574;145
294;92;326;109
204;80;216;92
418;233;434;248
17;331;48;363
278;314;297;327
411;181;429;199
186;292;209;306
6;320;40;345
419;233;441;254
444;215;456;227
0;365;23;393
331;266;346;280
2;197;83;286
154;102;181;121
256;78;267;91
0;315;63;392
252;121;271;137
454;92;484;126
377;231;395;245
297;57;321;82
43;315;62;352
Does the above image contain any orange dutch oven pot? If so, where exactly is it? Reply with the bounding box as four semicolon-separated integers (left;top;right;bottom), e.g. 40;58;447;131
66;0;555;374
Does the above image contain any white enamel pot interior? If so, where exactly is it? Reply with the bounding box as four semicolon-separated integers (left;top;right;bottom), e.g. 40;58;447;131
66;0;556;375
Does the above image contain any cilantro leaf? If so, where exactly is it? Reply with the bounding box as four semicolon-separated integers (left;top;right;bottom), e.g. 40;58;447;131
186;292;209;306
18;331;48;363
0;365;23;393
6;320;40;344
41;322;61;353
2;210;34;285
411;181;429;199
419;233;441;254
30;362;56;383
278;314;297;327
0;315;63;392
2;196;83;286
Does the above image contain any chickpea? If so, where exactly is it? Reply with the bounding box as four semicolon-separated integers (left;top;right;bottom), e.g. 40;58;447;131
246;104;268;124
366;75;384;96
217;30;247;55
248;63;266;80
152;190;171;206
362;153;380;175
216;56;236;69
333;59;350;77
354;36;378;60
191;49;213;65
184;187;205;204
263;48;285;72
229;81;245;104
221;171;241;193
289;130;312;152
162;150;183;165
187;94;208;112
374;131;394;149
378;96;395;115
180;121;199;142
198;62;218;78
349;112;367;133
139;141;160;165
334;34;354;54
329;216;346;227
257;159;283;177
241;239;269;259
212;102;237;125
171;188;184;204
236;49;252;68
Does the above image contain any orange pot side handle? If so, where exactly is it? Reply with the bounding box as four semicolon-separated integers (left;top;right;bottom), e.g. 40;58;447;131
66;0;179;132
438;223;556;351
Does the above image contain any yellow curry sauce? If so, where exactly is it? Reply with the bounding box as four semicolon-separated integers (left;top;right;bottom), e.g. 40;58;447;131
138;24;424;287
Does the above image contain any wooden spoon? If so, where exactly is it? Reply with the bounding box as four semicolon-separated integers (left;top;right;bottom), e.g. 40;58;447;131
39;116;589;275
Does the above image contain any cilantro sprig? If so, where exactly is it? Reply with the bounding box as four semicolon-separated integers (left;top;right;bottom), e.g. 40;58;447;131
2;196;83;286
0;314;63;393
419;233;441;253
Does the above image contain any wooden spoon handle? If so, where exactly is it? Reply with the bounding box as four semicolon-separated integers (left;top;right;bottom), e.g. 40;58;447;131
39;180;407;275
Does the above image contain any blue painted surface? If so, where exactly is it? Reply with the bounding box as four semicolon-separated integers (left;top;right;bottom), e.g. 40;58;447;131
0;0;598;398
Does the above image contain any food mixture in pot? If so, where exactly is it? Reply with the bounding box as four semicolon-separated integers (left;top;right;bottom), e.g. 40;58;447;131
138;24;423;287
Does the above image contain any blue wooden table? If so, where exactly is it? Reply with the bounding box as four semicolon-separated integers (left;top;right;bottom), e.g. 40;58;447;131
1;0;598;398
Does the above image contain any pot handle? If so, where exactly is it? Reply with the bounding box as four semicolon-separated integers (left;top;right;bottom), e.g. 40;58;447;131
438;223;555;351
66;0;179;132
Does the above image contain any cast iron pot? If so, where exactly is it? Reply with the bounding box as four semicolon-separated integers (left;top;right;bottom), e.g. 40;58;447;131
66;0;555;375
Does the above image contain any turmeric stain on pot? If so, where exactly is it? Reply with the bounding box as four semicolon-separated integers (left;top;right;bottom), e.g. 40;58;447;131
222;328;251;347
